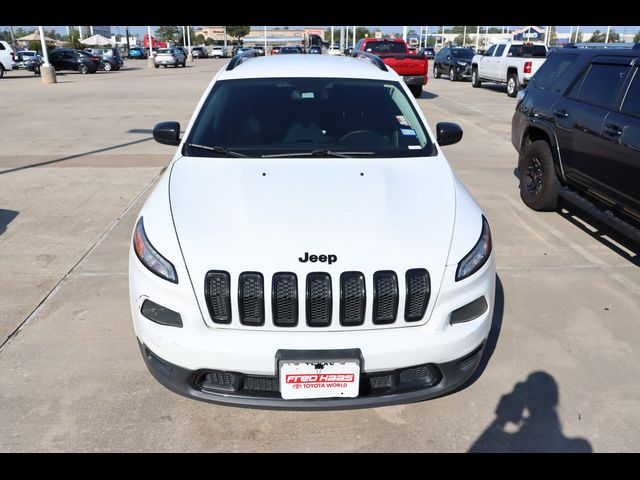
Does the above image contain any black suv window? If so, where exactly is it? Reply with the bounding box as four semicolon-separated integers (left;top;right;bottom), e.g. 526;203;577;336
570;63;631;109
621;68;640;117
530;54;579;91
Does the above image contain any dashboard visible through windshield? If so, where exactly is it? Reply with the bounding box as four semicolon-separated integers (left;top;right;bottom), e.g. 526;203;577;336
186;77;436;158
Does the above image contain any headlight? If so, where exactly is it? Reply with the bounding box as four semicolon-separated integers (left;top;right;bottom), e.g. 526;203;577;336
457;61;467;66
456;216;492;281
133;217;178;283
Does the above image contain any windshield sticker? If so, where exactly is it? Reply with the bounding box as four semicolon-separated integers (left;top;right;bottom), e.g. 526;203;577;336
396;115;410;126
301;92;315;99
400;128;417;136
408;145;422;150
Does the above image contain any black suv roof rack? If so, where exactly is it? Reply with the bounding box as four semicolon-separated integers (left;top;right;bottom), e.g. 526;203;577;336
350;50;388;72
226;49;260;71
564;42;640;50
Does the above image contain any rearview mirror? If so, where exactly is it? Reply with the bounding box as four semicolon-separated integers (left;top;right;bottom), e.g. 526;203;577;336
436;122;463;146
153;121;181;146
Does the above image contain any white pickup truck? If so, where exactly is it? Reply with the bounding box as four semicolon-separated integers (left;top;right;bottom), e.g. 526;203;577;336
471;41;547;97
0;41;16;78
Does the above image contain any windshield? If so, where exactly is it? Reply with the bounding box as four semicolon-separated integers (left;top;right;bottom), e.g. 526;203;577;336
451;48;474;59
186;77;435;157
363;41;406;53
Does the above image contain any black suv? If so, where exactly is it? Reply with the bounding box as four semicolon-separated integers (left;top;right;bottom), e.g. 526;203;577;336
512;44;640;238
49;48;102;74
433;46;475;81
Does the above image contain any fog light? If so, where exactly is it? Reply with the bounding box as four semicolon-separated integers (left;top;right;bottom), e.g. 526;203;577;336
141;299;183;327
450;296;488;325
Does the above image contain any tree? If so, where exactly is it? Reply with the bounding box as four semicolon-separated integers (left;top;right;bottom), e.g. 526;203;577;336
575;32;583;43
635;31;640;43
355;27;371;41
589;30;604;42
195;34;205;45
226;26;250;41
546;26;557;45
453;34;472;46
65;31;84;49
156;25;180;43
205;37;214;46
607;29;620;42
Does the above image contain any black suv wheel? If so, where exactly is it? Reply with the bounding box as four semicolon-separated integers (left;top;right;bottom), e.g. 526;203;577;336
519;140;560;211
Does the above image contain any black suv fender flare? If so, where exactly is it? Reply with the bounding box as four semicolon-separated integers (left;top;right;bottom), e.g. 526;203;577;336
519;121;567;185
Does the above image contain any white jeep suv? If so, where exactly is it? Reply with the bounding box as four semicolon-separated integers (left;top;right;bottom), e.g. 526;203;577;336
0;41;16;78
129;51;496;409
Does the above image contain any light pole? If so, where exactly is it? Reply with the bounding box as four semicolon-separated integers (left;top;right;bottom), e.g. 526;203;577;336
147;26;155;68
331;26;334;47
264;26;267;53
403;26;407;42
224;26;227;56
605;26;611;43
463;26;467;46
575;26;580;43
182;26;186;47
476;25;480;50
38;26;56;84
353;26;356;47
569;26;573;43
187;26;192;61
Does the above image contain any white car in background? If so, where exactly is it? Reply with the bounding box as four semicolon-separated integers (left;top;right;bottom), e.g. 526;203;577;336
0;41;16;78
130;51;495;409
327;44;342;56
210;46;227;58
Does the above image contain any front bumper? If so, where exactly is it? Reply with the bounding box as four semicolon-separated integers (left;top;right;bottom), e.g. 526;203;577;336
454;65;472;78
138;338;486;410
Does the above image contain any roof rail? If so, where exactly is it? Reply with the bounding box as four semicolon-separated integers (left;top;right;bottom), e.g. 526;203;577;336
350;50;388;72
564;42;639;50
226;49;259;71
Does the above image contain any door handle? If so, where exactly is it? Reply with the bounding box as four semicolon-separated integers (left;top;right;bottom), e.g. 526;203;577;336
603;123;622;137
553;109;569;118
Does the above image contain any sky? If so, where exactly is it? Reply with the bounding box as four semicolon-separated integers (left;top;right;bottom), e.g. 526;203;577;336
3;25;640;38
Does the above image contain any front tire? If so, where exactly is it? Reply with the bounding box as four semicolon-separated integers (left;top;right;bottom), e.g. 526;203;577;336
507;74;521;97
433;65;441;79
409;85;422;98
78;64;89;75
449;67;456;81
471;67;481;87
519;140;560;211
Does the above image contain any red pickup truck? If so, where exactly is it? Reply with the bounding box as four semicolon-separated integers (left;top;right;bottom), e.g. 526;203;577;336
354;38;428;97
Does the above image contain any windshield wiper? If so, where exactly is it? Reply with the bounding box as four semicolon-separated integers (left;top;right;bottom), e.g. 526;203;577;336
187;144;248;157
262;149;376;158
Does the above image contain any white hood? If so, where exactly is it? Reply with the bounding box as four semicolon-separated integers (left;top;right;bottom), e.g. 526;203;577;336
169;155;456;330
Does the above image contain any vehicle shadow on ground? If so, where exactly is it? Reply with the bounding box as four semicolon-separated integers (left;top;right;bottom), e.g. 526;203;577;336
468;371;592;452
557;202;640;267
0;137;154;176
478;83;512;96
418;91;438;100
0;210;19;236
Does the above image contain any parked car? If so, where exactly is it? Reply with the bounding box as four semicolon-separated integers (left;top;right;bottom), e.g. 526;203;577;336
128;47;147;59
471;41;548;97
308;45;322;55
279;46;303;54
354;38;429;97
419;47;436;60
433;46;475;81
232;46;253;56
49;48;102;74
85;48;124;71
191;46;208;58
14;50;40;70
343;45;354;56
154;47;187;68
0;40;16;78
253;46;265;56
133;52;494;409
270;45;282;55
327;44;342;56
512;43;640;242
211;46;227;58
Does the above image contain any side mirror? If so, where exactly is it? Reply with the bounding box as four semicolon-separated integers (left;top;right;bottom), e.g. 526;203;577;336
436;122;463;146
153;121;181;146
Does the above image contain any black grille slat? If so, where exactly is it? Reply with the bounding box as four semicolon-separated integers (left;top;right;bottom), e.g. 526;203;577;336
204;271;232;324
340;272;366;326
405;268;430;322
306;273;332;327
373;271;399;324
272;272;298;327
238;272;265;326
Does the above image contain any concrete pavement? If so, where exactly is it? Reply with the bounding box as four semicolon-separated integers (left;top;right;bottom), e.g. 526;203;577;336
0;59;639;452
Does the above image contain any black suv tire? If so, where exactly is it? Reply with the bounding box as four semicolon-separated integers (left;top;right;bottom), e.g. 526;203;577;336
519;140;560;211
409;85;422;98
78;63;89;75
433;65;441;79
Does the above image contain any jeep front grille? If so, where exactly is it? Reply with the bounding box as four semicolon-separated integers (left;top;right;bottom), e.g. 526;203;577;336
203;269;431;330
